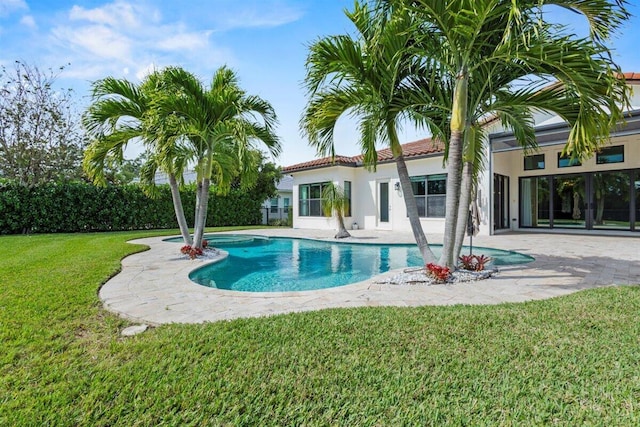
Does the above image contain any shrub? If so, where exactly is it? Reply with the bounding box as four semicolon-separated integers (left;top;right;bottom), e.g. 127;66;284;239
180;245;203;259
425;263;451;283
458;254;492;271
0;182;265;234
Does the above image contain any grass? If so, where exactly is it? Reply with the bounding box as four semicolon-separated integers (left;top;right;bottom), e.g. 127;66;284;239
1;228;639;425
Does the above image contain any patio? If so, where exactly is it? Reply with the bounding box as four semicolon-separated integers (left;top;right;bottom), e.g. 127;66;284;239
99;229;640;325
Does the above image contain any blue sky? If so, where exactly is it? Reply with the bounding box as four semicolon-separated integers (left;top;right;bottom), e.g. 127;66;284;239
2;0;640;167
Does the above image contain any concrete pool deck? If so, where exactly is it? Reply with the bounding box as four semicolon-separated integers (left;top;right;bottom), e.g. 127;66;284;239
99;229;640;325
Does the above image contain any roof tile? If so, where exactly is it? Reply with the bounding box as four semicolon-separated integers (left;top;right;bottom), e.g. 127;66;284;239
283;138;444;173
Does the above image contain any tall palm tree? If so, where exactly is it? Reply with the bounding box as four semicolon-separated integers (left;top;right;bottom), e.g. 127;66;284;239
381;0;630;267
154;66;281;249
321;182;352;239
82;72;194;245
302;2;451;264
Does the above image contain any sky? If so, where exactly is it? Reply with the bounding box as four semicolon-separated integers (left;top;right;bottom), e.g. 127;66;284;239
2;0;640;168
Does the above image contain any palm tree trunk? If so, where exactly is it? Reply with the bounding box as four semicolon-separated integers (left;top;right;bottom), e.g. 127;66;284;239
193;177;210;249
335;212;351;238
396;154;437;264
193;178;202;241
168;173;192;245
453;161;473;262
439;71;468;268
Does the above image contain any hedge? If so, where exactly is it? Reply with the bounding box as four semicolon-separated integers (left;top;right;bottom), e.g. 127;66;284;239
0;182;263;234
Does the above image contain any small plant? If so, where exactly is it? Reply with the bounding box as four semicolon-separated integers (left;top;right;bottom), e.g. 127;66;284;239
180;245;204;259
458;254;476;271
201;239;209;248
425;263;451;283
473;254;492;271
458;254;492;271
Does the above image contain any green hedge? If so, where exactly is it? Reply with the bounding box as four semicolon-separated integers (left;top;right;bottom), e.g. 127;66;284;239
0;182;263;234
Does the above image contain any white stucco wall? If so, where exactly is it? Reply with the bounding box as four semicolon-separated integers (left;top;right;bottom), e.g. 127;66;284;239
291;166;358;230
289;154;493;235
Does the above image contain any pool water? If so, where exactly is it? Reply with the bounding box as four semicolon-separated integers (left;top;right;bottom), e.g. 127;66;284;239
186;236;534;293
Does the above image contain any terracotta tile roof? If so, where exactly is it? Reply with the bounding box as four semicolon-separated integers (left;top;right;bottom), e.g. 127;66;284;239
621;72;640;82
282;155;356;173
283;138;444;173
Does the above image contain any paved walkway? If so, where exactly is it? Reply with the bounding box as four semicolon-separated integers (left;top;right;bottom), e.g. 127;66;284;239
99;229;640;325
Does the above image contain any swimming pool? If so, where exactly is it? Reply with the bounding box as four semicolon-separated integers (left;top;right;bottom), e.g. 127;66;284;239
183;235;534;293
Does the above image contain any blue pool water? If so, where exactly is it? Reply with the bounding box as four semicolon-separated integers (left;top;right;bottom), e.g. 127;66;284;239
182;235;534;293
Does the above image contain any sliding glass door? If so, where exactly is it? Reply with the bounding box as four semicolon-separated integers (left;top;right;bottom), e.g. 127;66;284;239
520;176;550;228
635;170;640;231
592;171;630;230
552;174;585;229
493;174;510;230
520;169;639;231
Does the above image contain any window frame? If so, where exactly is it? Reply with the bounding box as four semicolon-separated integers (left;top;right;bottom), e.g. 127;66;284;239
299;182;329;217
344;181;352;217
269;197;279;213
410;174;446;218
557;152;582;168
524;154;545;171
596;145;624;164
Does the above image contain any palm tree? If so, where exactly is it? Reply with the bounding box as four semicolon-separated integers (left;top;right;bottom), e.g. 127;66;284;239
302;2;451;264
381;0;631;267
154;66;281;249
321;182;352;239
82;72;194;245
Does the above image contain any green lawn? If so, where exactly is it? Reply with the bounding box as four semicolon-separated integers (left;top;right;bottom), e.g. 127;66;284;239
1;229;639;425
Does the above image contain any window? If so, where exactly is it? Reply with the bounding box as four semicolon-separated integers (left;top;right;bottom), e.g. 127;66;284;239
411;174;446;217
524;154;545;170
283;197;290;213
270;197;278;213
299;183;328;217
558;153;582;168
344;181;351;217
596;145;624;164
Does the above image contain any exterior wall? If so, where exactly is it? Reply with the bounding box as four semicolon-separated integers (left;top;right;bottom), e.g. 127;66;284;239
292;166;358;230
493;136;640;231
290;154;493;235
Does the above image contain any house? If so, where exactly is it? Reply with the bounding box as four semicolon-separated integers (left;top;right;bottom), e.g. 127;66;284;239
283;75;640;235
261;175;293;224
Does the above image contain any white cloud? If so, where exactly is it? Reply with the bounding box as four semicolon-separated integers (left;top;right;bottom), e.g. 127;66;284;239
69;1;141;29
52;24;132;61
42;0;241;82
216;2;304;30
0;0;27;17
19;14;36;29
157;31;211;52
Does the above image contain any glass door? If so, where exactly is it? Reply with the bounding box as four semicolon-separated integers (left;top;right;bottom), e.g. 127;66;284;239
379;182;389;223
552;174;586;229
520;170;638;232
592;171;631;230
634;169;639;232
520;176;550;228
493;174;510;230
